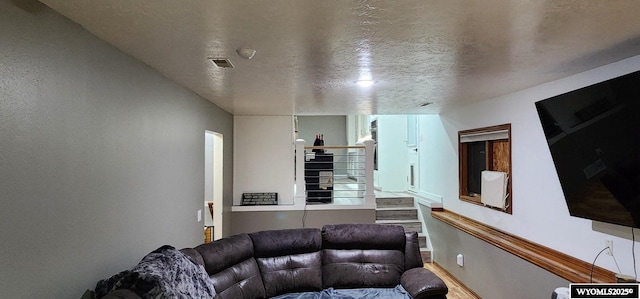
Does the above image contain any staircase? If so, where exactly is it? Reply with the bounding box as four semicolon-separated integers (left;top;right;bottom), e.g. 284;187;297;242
376;196;431;263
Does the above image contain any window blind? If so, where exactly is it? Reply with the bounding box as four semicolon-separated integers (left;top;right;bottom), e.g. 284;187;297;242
460;129;509;143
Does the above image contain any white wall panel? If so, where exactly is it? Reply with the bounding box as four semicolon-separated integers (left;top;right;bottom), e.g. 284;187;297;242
234;116;295;205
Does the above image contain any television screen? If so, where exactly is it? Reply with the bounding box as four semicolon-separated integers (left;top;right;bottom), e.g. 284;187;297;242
535;70;640;228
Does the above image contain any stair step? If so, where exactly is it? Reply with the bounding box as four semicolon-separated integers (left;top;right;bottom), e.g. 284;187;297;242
375;208;418;220
418;234;427;248
376;197;414;208
375;220;422;233
421;248;432;263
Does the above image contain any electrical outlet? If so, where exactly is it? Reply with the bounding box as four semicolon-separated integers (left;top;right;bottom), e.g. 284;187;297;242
197;209;202;222
605;240;613;256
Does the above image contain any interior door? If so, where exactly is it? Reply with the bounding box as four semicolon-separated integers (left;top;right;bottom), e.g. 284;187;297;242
407;116;419;192
205;131;224;241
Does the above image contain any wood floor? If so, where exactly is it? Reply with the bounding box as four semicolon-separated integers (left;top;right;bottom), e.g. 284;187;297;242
424;262;481;299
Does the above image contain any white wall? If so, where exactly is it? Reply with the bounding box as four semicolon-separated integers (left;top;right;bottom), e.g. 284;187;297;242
417;114;458;199
375;115;409;191
422;55;640;277
0;2;233;297
297;115;349;176
234;116;295;205
297;116;348;147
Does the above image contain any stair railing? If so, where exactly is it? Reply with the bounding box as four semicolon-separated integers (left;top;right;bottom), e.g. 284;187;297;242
294;139;375;207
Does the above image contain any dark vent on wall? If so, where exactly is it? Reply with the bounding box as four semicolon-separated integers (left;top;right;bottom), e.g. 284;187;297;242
210;58;234;68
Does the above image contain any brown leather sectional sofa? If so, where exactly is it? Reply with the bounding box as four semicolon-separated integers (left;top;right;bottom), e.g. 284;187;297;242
101;223;448;299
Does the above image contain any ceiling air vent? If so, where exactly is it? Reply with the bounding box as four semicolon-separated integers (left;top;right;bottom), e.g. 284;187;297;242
209;58;234;68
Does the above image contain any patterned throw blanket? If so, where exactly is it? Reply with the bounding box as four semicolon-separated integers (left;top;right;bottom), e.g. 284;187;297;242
271;285;412;299
94;245;216;299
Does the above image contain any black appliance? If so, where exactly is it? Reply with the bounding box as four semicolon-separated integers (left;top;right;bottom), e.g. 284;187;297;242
305;153;333;204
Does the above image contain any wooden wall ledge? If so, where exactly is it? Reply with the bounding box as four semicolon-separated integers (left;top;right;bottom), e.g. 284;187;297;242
431;209;616;283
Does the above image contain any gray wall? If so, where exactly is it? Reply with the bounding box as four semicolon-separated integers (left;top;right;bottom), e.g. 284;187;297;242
420;205;570;299
297;116;348;175
231;210;375;234
0;1;233;297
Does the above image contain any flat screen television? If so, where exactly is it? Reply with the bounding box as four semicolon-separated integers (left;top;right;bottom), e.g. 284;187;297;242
535;70;640;228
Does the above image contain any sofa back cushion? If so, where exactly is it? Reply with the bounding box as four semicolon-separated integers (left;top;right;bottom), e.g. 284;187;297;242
180;247;205;267
194;234;266;299
321;224;406;289
249;228;323;298
404;231;424;270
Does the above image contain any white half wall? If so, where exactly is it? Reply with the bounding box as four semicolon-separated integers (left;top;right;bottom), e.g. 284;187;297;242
234;116;295;205
422;55;640;277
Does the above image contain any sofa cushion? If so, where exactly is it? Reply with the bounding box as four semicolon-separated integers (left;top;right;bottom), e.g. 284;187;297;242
179;247;205;267
208;258;265;299
322;248;404;289
253;252;322;298
321;224;406;289
250;228;323;297
322;223;406;251
250;228;321;258
404;231;424;270
194;234;266;299
195;234;254;274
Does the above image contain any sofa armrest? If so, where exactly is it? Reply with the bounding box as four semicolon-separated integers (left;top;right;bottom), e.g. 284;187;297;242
401;268;448;299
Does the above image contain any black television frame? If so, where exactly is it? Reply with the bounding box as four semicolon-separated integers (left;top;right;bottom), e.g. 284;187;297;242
535;70;640;228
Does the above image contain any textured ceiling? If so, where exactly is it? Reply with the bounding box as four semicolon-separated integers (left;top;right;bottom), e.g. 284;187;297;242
40;0;640;116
